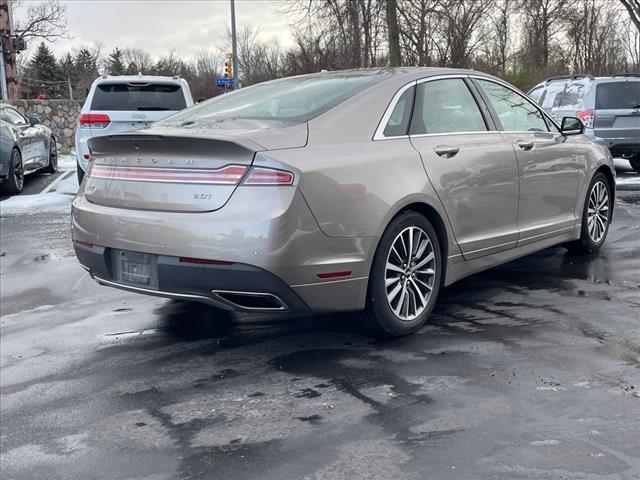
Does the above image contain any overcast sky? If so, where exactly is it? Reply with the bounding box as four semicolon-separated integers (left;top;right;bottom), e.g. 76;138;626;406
14;0;294;60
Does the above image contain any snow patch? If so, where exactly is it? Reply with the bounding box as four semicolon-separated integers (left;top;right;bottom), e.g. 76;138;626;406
0;172;77;216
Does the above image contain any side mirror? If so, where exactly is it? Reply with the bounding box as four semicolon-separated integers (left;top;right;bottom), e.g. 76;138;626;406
29;116;41;126
560;116;584;136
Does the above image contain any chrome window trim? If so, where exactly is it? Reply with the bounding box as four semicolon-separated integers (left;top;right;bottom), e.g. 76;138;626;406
373;80;417;141
469;74;562;132
374;74;497;141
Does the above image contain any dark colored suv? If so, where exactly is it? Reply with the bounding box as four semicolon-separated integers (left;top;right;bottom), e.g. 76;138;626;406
529;74;640;172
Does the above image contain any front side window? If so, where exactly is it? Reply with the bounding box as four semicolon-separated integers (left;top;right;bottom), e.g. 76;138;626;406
410;78;487;135
383;86;415;137
3;107;27;126
478;79;549;132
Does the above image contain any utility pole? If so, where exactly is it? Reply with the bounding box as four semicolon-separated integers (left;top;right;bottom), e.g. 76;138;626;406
230;0;238;89
0;0;18;100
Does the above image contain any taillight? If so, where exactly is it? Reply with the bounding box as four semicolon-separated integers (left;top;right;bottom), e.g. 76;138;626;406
577;109;595;129
242;167;294;186
87;164;248;184
79;113;110;129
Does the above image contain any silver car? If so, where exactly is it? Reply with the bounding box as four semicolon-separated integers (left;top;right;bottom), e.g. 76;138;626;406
528;74;640;172
0;104;57;195
72;68;615;337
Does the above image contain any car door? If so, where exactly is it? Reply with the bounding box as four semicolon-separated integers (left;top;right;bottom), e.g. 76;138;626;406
408;77;520;260
474;78;581;245
3;107;45;167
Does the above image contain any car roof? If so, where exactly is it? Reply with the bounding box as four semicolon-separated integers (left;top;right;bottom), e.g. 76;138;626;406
293;66;488;81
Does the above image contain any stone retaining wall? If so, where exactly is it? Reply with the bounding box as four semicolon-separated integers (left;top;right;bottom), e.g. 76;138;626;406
8;100;83;154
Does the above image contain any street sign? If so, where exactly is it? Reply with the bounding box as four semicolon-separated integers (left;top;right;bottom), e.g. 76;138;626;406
216;78;234;86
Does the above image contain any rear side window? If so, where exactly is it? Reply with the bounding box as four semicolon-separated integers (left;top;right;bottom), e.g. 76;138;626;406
595;82;640;109
91;83;187;111
383;86;415;137
558;81;587;109
540;82;566;110
477;79;549;132
410;79;487;135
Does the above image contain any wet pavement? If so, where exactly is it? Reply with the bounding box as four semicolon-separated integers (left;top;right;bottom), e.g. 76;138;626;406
1;164;639;479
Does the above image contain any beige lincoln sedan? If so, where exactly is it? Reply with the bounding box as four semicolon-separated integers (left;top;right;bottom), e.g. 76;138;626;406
72;68;615;336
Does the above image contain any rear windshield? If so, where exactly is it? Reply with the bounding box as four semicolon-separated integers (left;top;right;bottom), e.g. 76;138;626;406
595;81;640;109
162;73;383;125
91;83;186;111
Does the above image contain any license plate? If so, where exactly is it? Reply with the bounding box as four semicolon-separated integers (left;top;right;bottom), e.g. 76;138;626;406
114;250;157;287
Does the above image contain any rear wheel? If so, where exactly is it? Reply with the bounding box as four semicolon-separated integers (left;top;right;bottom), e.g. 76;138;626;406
42;138;58;174
630;155;640;173
0;149;24;195
77;159;85;184
361;211;442;337
565;172;611;253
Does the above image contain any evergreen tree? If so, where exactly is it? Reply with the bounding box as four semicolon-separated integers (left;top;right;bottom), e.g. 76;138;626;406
24;42;63;98
58;53;77;99
107;47;126;75
74;48;99;99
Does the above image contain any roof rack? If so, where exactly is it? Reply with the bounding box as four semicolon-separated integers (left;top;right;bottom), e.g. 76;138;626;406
544;74;594;83
611;73;640;78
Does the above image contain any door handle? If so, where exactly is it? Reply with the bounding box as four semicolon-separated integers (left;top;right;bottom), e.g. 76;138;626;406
434;145;459;158
517;140;534;151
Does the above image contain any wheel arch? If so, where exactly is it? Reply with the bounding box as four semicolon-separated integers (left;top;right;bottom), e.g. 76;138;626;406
371;200;452;288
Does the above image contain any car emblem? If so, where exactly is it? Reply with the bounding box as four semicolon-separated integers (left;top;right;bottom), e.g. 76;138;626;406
132;113;147;120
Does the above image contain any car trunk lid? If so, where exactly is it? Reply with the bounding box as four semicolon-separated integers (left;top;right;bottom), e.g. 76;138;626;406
84;122;306;213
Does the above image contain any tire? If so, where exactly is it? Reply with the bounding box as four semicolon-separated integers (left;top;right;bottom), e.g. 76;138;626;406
77;160;85;185
565;172;612;254
42;138;58;174
361;211;443;337
0;149;25;195
630;155;640;173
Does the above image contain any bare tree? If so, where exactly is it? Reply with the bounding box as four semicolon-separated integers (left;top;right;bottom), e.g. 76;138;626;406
13;0;68;41
386;0;401;66
620;0;640;33
439;0;492;68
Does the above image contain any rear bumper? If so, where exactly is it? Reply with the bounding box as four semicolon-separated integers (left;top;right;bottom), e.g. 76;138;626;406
74;242;310;312
588;134;639;157
71;188;377;312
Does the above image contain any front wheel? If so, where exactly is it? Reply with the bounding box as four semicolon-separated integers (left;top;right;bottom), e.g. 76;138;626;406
0;149;24;195
42;138;58;174
361;211;443;337
630;155;640;173
565;172;612;253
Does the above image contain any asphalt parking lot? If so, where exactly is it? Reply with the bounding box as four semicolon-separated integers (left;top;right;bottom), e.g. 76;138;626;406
1;162;639;480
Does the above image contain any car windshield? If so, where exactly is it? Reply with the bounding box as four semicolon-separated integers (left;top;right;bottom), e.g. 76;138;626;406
595;81;640;109
162;73;383;125
91;83;186;111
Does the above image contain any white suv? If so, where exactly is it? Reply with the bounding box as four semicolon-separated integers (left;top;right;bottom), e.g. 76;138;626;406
75;75;194;183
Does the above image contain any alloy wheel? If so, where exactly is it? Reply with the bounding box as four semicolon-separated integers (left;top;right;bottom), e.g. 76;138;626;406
13;153;24;191
50;141;58;169
385;226;436;321
587;180;609;243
